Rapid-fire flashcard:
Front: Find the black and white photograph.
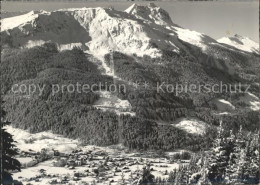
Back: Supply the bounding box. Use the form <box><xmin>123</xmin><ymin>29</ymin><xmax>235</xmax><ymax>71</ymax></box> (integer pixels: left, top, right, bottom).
<box><xmin>0</xmin><ymin>0</ymin><xmax>259</xmax><ymax>184</ymax></box>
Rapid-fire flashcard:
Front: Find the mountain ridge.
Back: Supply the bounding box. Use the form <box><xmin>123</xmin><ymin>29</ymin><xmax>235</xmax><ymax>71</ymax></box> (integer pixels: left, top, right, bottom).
<box><xmin>2</xmin><ymin>4</ymin><xmax>259</xmax><ymax>82</ymax></box>
<box><xmin>218</xmin><ymin>34</ymin><xmax>259</xmax><ymax>54</ymax></box>
<box><xmin>3</xmin><ymin>4</ymin><xmax>258</xmax><ymax>57</ymax></box>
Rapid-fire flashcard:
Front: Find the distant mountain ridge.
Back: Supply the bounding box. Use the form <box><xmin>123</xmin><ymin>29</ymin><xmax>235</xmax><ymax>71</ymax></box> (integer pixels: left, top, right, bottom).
<box><xmin>218</xmin><ymin>34</ymin><xmax>259</xmax><ymax>54</ymax></box>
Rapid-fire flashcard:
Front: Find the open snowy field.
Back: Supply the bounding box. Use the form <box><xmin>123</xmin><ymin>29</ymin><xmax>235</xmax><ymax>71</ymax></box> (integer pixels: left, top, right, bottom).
<box><xmin>5</xmin><ymin>126</ymin><xmax>79</xmax><ymax>153</ymax></box>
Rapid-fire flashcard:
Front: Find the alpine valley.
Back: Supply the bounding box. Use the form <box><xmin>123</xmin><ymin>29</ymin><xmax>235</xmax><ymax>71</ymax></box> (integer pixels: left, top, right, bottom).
<box><xmin>1</xmin><ymin>3</ymin><xmax>260</xmax><ymax>185</ymax></box>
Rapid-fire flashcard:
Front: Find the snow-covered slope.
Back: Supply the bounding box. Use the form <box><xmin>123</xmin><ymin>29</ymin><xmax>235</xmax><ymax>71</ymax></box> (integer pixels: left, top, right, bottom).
<box><xmin>125</xmin><ymin>3</ymin><xmax>173</xmax><ymax>26</ymax></box>
<box><xmin>0</xmin><ymin>4</ymin><xmax>219</xmax><ymax>59</ymax></box>
<box><xmin>172</xmin><ymin>26</ymin><xmax>215</xmax><ymax>51</ymax></box>
<box><xmin>1</xmin><ymin>11</ymin><xmax>41</xmax><ymax>31</ymax></box>
<box><xmin>172</xmin><ymin>118</ymin><xmax>207</xmax><ymax>135</ymax></box>
<box><xmin>238</xmin><ymin>92</ymin><xmax>260</xmax><ymax>111</ymax></box>
<box><xmin>213</xmin><ymin>99</ymin><xmax>236</xmax><ymax>112</ymax></box>
<box><xmin>4</xmin><ymin>126</ymin><xmax>79</xmax><ymax>153</ymax></box>
<box><xmin>125</xmin><ymin>3</ymin><xmax>217</xmax><ymax>51</ymax></box>
<box><xmin>1</xmin><ymin>6</ymin><xmax>164</xmax><ymax>58</ymax></box>
<box><xmin>218</xmin><ymin>34</ymin><xmax>259</xmax><ymax>54</ymax></box>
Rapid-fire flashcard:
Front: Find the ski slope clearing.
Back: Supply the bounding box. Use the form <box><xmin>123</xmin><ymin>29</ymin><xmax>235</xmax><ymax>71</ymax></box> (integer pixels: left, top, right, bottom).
<box><xmin>93</xmin><ymin>91</ymin><xmax>136</xmax><ymax>116</ymax></box>
<box><xmin>172</xmin><ymin>118</ymin><xmax>207</xmax><ymax>135</ymax></box>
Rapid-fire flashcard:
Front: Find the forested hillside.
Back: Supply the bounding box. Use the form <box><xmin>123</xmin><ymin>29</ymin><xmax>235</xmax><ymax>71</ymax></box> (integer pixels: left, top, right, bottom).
<box><xmin>1</xmin><ymin>43</ymin><xmax>259</xmax><ymax>153</ymax></box>
<box><xmin>1</xmin><ymin>44</ymin><xmax>214</xmax><ymax>152</ymax></box>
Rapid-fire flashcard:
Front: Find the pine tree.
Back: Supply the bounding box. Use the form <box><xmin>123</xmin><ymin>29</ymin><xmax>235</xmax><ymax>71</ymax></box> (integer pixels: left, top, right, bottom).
<box><xmin>168</xmin><ymin>170</ymin><xmax>176</xmax><ymax>184</ymax></box>
<box><xmin>140</xmin><ymin>165</ymin><xmax>154</xmax><ymax>184</ymax></box>
<box><xmin>245</xmin><ymin>131</ymin><xmax>260</xmax><ymax>184</ymax></box>
<box><xmin>190</xmin><ymin>125</ymin><xmax>260</xmax><ymax>185</ymax></box>
<box><xmin>156</xmin><ymin>176</ymin><xmax>162</xmax><ymax>184</ymax></box>
<box><xmin>1</xmin><ymin>100</ymin><xmax>21</xmax><ymax>184</ymax></box>
<box><xmin>224</xmin><ymin>127</ymin><xmax>259</xmax><ymax>184</ymax></box>
<box><xmin>188</xmin><ymin>152</ymin><xmax>203</xmax><ymax>184</ymax></box>
<box><xmin>197</xmin><ymin>156</ymin><xmax>211</xmax><ymax>185</ymax></box>
<box><xmin>192</xmin><ymin>153</ymin><xmax>202</xmax><ymax>172</ymax></box>
<box><xmin>232</xmin><ymin>148</ymin><xmax>247</xmax><ymax>185</ymax></box>
<box><xmin>207</xmin><ymin>121</ymin><xmax>230</xmax><ymax>184</ymax></box>
<box><xmin>224</xmin><ymin>129</ymin><xmax>239</xmax><ymax>184</ymax></box>
<box><xmin>174</xmin><ymin>165</ymin><xmax>187</xmax><ymax>185</ymax></box>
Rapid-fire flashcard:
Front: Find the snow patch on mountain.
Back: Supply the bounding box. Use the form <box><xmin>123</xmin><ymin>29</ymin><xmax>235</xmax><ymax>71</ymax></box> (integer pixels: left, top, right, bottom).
<box><xmin>218</xmin><ymin>99</ymin><xmax>235</xmax><ymax>107</ymax></box>
<box><xmin>172</xmin><ymin>26</ymin><xmax>218</xmax><ymax>51</ymax></box>
<box><xmin>173</xmin><ymin>27</ymin><xmax>207</xmax><ymax>50</ymax></box>
<box><xmin>58</xmin><ymin>43</ymin><xmax>85</xmax><ymax>51</ymax></box>
<box><xmin>24</xmin><ymin>40</ymin><xmax>87</xmax><ymax>51</ymax></box>
<box><xmin>1</xmin><ymin>11</ymin><xmax>39</xmax><ymax>31</ymax></box>
<box><xmin>172</xmin><ymin>118</ymin><xmax>207</xmax><ymax>135</ymax></box>
<box><xmin>218</xmin><ymin>34</ymin><xmax>259</xmax><ymax>54</ymax></box>
<box><xmin>214</xmin><ymin>112</ymin><xmax>230</xmax><ymax>115</ymax></box>
<box><xmin>214</xmin><ymin>99</ymin><xmax>236</xmax><ymax>112</ymax></box>
<box><xmin>24</xmin><ymin>40</ymin><xmax>46</xmax><ymax>48</ymax></box>
<box><xmin>93</xmin><ymin>91</ymin><xmax>135</xmax><ymax>116</ymax></box>
<box><xmin>168</xmin><ymin>40</ymin><xmax>180</xmax><ymax>53</ymax></box>
<box><xmin>238</xmin><ymin>92</ymin><xmax>260</xmax><ymax>111</ymax></box>
<box><xmin>249</xmin><ymin>101</ymin><xmax>260</xmax><ymax>111</ymax></box>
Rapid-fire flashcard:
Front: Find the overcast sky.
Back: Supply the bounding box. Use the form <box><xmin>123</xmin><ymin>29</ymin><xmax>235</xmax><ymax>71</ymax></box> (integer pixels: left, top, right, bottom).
<box><xmin>2</xmin><ymin>1</ymin><xmax>259</xmax><ymax>42</ymax></box>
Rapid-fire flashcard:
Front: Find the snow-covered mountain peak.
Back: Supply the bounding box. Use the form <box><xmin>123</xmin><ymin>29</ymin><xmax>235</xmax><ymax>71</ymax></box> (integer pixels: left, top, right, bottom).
<box><xmin>218</xmin><ymin>34</ymin><xmax>259</xmax><ymax>54</ymax></box>
<box><xmin>125</xmin><ymin>3</ymin><xmax>173</xmax><ymax>26</ymax></box>
<box><xmin>1</xmin><ymin>6</ymin><xmax>174</xmax><ymax>58</ymax></box>
<box><xmin>1</xmin><ymin>5</ymin><xmax>258</xmax><ymax>64</ymax></box>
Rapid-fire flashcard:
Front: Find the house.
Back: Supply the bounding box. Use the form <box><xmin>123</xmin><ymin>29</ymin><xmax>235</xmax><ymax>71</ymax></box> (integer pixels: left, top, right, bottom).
<box><xmin>53</xmin><ymin>149</ymin><xmax>60</xmax><ymax>156</ymax></box>
<box><xmin>75</xmin><ymin>160</ymin><xmax>82</xmax><ymax>166</ymax></box>
<box><xmin>21</xmin><ymin>159</ymin><xmax>38</xmax><ymax>168</ymax></box>
<box><xmin>80</xmin><ymin>156</ymin><xmax>87</xmax><ymax>164</ymax></box>
<box><xmin>53</xmin><ymin>157</ymin><xmax>67</xmax><ymax>167</ymax></box>
<box><xmin>67</xmin><ymin>159</ymin><xmax>76</xmax><ymax>167</ymax></box>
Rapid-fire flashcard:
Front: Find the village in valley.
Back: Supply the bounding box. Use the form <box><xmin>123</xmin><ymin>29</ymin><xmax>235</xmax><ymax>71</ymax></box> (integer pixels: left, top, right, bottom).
<box><xmin>8</xmin><ymin>126</ymin><xmax>189</xmax><ymax>185</ymax></box>
<box><xmin>14</xmin><ymin>144</ymin><xmax>189</xmax><ymax>185</ymax></box>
